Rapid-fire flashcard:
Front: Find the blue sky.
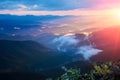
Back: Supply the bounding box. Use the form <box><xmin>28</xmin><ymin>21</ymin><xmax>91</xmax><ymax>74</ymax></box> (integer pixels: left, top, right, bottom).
<box><xmin>0</xmin><ymin>0</ymin><xmax>90</xmax><ymax>10</ymax></box>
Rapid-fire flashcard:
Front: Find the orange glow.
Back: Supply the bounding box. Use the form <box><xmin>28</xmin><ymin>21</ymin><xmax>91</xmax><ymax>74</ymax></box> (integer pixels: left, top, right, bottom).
<box><xmin>64</xmin><ymin>33</ymin><xmax>75</xmax><ymax>36</ymax></box>
<box><xmin>82</xmin><ymin>32</ymin><xmax>91</xmax><ymax>36</ymax></box>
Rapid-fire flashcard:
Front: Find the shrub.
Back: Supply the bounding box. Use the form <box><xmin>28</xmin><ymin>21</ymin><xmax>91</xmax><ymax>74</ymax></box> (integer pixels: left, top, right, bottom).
<box><xmin>56</xmin><ymin>61</ymin><xmax>120</xmax><ymax>80</ymax></box>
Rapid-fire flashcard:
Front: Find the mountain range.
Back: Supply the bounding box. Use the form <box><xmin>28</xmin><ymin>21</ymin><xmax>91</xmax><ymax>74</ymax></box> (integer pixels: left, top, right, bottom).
<box><xmin>0</xmin><ymin>27</ymin><xmax>120</xmax><ymax>79</ymax></box>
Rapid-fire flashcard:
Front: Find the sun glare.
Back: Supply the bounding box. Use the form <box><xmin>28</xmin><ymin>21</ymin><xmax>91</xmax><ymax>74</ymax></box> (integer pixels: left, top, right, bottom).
<box><xmin>112</xmin><ymin>9</ymin><xmax>120</xmax><ymax>18</ymax></box>
<box><xmin>106</xmin><ymin>8</ymin><xmax>120</xmax><ymax>27</ymax></box>
<box><xmin>115</xmin><ymin>10</ymin><xmax>120</xmax><ymax>18</ymax></box>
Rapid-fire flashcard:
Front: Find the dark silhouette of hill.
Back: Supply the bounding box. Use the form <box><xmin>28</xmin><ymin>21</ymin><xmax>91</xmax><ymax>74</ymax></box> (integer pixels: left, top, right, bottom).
<box><xmin>0</xmin><ymin>40</ymin><xmax>72</xmax><ymax>79</ymax></box>
<box><xmin>0</xmin><ymin>72</ymin><xmax>46</xmax><ymax>80</ymax></box>
<box><xmin>90</xmin><ymin>27</ymin><xmax>120</xmax><ymax>62</ymax></box>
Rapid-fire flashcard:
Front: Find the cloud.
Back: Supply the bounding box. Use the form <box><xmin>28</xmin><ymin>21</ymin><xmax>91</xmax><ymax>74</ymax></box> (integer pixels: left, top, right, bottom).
<box><xmin>16</xmin><ymin>4</ymin><xmax>39</xmax><ymax>10</ymax></box>
<box><xmin>0</xmin><ymin>8</ymin><xmax>118</xmax><ymax>16</ymax></box>
<box><xmin>51</xmin><ymin>34</ymin><xmax>102</xmax><ymax>60</ymax></box>
<box><xmin>17</xmin><ymin>4</ymin><xmax>28</xmax><ymax>10</ymax></box>
<box><xmin>76</xmin><ymin>45</ymin><xmax>102</xmax><ymax>60</ymax></box>
<box><xmin>0</xmin><ymin>9</ymin><xmax>92</xmax><ymax>16</ymax></box>
<box><xmin>52</xmin><ymin>34</ymin><xmax>79</xmax><ymax>52</ymax></box>
<box><xmin>33</xmin><ymin>4</ymin><xmax>38</xmax><ymax>8</ymax></box>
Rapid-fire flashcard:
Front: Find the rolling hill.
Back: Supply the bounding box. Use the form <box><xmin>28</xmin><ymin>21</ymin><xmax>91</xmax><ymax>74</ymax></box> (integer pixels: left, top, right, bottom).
<box><xmin>0</xmin><ymin>40</ymin><xmax>72</xmax><ymax>72</ymax></box>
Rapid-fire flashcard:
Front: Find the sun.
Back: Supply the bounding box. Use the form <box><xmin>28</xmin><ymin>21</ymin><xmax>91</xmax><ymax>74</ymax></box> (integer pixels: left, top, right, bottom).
<box><xmin>108</xmin><ymin>8</ymin><xmax>120</xmax><ymax>25</ymax></box>
<box><xmin>112</xmin><ymin>9</ymin><xmax>120</xmax><ymax>18</ymax></box>
<box><xmin>117</xmin><ymin>12</ymin><xmax>120</xmax><ymax>18</ymax></box>
<box><xmin>115</xmin><ymin>10</ymin><xmax>120</xmax><ymax>17</ymax></box>
<box><xmin>112</xmin><ymin>9</ymin><xmax>120</xmax><ymax>27</ymax></box>
<box><xmin>99</xmin><ymin>8</ymin><xmax>120</xmax><ymax>27</ymax></box>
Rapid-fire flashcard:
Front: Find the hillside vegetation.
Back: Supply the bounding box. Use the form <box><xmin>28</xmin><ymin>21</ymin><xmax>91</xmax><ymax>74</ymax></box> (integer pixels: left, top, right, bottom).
<box><xmin>56</xmin><ymin>61</ymin><xmax>120</xmax><ymax>80</ymax></box>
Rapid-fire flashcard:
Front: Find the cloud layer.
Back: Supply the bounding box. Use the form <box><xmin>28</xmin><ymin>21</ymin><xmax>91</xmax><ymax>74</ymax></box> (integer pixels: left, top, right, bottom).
<box><xmin>76</xmin><ymin>45</ymin><xmax>102</xmax><ymax>60</ymax></box>
<box><xmin>52</xmin><ymin>34</ymin><xmax>79</xmax><ymax>52</ymax></box>
<box><xmin>52</xmin><ymin>34</ymin><xmax>102</xmax><ymax>60</ymax></box>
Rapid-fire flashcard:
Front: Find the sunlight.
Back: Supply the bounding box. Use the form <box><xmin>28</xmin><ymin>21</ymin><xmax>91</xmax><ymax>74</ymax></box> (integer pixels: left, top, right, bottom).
<box><xmin>111</xmin><ymin>8</ymin><xmax>120</xmax><ymax>18</ymax></box>
<box><xmin>105</xmin><ymin>8</ymin><xmax>120</xmax><ymax>27</ymax></box>
<box><xmin>117</xmin><ymin>11</ymin><xmax>120</xmax><ymax>17</ymax></box>
<box><xmin>114</xmin><ymin>9</ymin><xmax>120</xmax><ymax>18</ymax></box>
<box><xmin>82</xmin><ymin>32</ymin><xmax>91</xmax><ymax>36</ymax></box>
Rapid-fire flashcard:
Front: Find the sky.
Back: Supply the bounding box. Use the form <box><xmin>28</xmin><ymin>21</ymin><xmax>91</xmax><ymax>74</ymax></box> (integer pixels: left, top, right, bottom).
<box><xmin>0</xmin><ymin>0</ymin><xmax>90</xmax><ymax>11</ymax></box>
<box><xmin>0</xmin><ymin>0</ymin><xmax>120</xmax><ymax>16</ymax></box>
<box><xmin>0</xmin><ymin>0</ymin><xmax>120</xmax><ymax>36</ymax></box>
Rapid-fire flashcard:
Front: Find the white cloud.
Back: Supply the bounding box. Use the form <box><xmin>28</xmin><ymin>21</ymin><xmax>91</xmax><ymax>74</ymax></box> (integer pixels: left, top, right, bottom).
<box><xmin>52</xmin><ymin>35</ymin><xmax>79</xmax><ymax>52</ymax></box>
<box><xmin>51</xmin><ymin>34</ymin><xmax>102</xmax><ymax>60</ymax></box>
<box><xmin>0</xmin><ymin>8</ymin><xmax>117</xmax><ymax>16</ymax></box>
<box><xmin>33</xmin><ymin>4</ymin><xmax>38</xmax><ymax>8</ymax></box>
<box><xmin>76</xmin><ymin>45</ymin><xmax>102</xmax><ymax>60</ymax></box>
<box><xmin>17</xmin><ymin>4</ymin><xmax>28</xmax><ymax>10</ymax></box>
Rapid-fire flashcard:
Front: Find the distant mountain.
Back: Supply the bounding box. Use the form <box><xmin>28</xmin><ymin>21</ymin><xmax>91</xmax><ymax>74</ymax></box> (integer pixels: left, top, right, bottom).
<box><xmin>0</xmin><ymin>14</ymin><xmax>66</xmax><ymax>21</ymax></box>
<box><xmin>0</xmin><ymin>14</ymin><xmax>68</xmax><ymax>34</ymax></box>
<box><xmin>0</xmin><ymin>40</ymin><xmax>71</xmax><ymax>73</ymax></box>
<box><xmin>0</xmin><ymin>33</ymin><xmax>60</xmax><ymax>49</ymax></box>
